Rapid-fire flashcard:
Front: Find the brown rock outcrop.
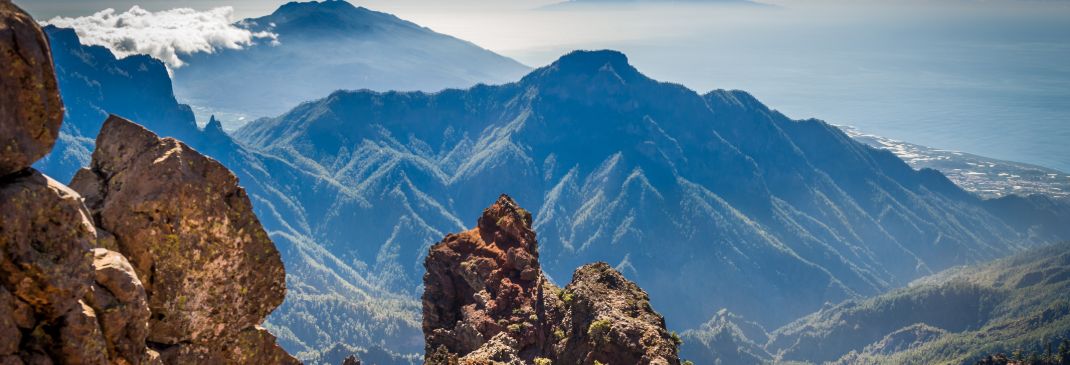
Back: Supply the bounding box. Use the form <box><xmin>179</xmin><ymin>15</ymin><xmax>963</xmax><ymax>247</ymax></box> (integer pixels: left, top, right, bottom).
<box><xmin>86</xmin><ymin>248</ymin><xmax>153</xmax><ymax>364</ymax></box>
<box><xmin>423</xmin><ymin>194</ymin><xmax>547</xmax><ymax>359</ymax></box>
<box><xmin>0</xmin><ymin>0</ymin><xmax>64</xmax><ymax>177</ymax></box>
<box><xmin>70</xmin><ymin>115</ymin><xmax>294</xmax><ymax>363</ymax></box>
<box><xmin>423</xmin><ymin>194</ymin><xmax>680</xmax><ymax>365</ymax></box>
<box><xmin>1</xmin><ymin>4</ymin><xmax>296</xmax><ymax>363</ymax></box>
<box><xmin>556</xmin><ymin>263</ymin><xmax>681</xmax><ymax>365</ymax></box>
<box><xmin>0</xmin><ymin>188</ymin><xmax>154</xmax><ymax>364</ymax></box>
<box><xmin>0</xmin><ymin>170</ymin><xmax>96</xmax><ymax>320</ymax></box>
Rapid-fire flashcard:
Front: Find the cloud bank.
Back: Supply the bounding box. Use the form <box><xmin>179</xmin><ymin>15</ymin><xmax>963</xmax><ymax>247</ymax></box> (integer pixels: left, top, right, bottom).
<box><xmin>44</xmin><ymin>6</ymin><xmax>276</xmax><ymax>69</ymax></box>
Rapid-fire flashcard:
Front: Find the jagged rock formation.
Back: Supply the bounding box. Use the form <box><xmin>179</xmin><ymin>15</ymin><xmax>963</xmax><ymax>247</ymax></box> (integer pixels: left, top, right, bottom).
<box><xmin>0</xmin><ymin>3</ymin><xmax>297</xmax><ymax>363</ymax></box>
<box><xmin>423</xmin><ymin>195</ymin><xmax>680</xmax><ymax>365</ymax></box>
<box><xmin>35</xmin><ymin>25</ymin><xmax>202</xmax><ymax>183</ymax></box>
<box><xmin>0</xmin><ymin>1</ymin><xmax>63</xmax><ymax>176</ymax></box>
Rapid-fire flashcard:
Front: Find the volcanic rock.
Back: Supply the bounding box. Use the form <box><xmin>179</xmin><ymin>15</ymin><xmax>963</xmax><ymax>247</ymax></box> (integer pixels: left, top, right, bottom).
<box><xmin>422</xmin><ymin>194</ymin><xmax>549</xmax><ymax>360</ymax></box>
<box><xmin>85</xmin><ymin>248</ymin><xmax>153</xmax><ymax>364</ymax></box>
<box><xmin>0</xmin><ymin>170</ymin><xmax>96</xmax><ymax>320</ymax></box>
<box><xmin>0</xmin><ymin>1</ymin><xmax>64</xmax><ymax>176</ymax></box>
<box><xmin>556</xmin><ymin>262</ymin><xmax>681</xmax><ymax>365</ymax></box>
<box><xmin>70</xmin><ymin>115</ymin><xmax>293</xmax><ymax>363</ymax></box>
<box><xmin>422</xmin><ymin>194</ymin><xmax>680</xmax><ymax>365</ymax></box>
<box><xmin>0</xmin><ymin>168</ymin><xmax>152</xmax><ymax>364</ymax></box>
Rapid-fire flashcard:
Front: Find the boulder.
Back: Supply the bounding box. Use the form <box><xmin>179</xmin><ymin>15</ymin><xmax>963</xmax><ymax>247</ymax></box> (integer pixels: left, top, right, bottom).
<box><xmin>0</xmin><ymin>1</ymin><xmax>64</xmax><ymax>176</ymax></box>
<box><xmin>71</xmin><ymin>115</ymin><xmax>292</xmax><ymax>362</ymax></box>
<box><xmin>0</xmin><ymin>170</ymin><xmax>96</xmax><ymax>320</ymax></box>
<box><xmin>56</xmin><ymin>300</ymin><xmax>109</xmax><ymax>365</ymax></box>
<box><xmin>0</xmin><ymin>170</ymin><xmax>124</xmax><ymax>365</ymax></box>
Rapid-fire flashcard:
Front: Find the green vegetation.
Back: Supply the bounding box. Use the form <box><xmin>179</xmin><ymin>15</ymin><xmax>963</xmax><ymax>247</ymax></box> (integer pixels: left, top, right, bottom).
<box><xmin>589</xmin><ymin>319</ymin><xmax>612</xmax><ymax>343</ymax></box>
<box><xmin>670</xmin><ymin>331</ymin><xmax>683</xmax><ymax>347</ymax></box>
<box><xmin>768</xmin><ymin>243</ymin><xmax>1070</xmax><ymax>365</ymax></box>
<box><xmin>972</xmin><ymin>338</ymin><xmax>1070</xmax><ymax>364</ymax></box>
<box><xmin>558</xmin><ymin>289</ymin><xmax>574</xmax><ymax>304</ymax></box>
<box><xmin>554</xmin><ymin>328</ymin><xmax>566</xmax><ymax>341</ymax></box>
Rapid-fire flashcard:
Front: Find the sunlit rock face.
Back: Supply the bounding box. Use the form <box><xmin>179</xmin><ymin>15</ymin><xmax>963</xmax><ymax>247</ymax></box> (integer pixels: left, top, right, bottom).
<box><xmin>71</xmin><ymin>115</ymin><xmax>295</xmax><ymax>364</ymax></box>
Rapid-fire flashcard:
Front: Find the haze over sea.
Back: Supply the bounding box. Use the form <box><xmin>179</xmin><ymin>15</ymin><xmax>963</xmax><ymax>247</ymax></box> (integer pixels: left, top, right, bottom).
<box><xmin>23</xmin><ymin>0</ymin><xmax>1070</xmax><ymax>172</ymax></box>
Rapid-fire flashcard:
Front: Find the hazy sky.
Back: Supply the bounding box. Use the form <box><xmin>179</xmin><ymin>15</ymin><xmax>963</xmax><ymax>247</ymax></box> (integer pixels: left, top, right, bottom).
<box><xmin>14</xmin><ymin>0</ymin><xmax>1070</xmax><ymax>171</ymax></box>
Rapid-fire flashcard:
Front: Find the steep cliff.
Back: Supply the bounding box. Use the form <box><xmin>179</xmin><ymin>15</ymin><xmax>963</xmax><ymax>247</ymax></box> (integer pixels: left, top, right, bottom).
<box><xmin>423</xmin><ymin>195</ymin><xmax>680</xmax><ymax>365</ymax></box>
<box><xmin>0</xmin><ymin>3</ymin><xmax>297</xmax><ymax>363</ymax></box>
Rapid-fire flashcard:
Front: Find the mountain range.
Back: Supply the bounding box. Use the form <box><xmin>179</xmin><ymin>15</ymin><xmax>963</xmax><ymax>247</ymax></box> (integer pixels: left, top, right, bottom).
<box><xmin>235</xmin><ymin>47</ymin><xmax>1067</xmax><ymax>331</ymax></box>
<box><xmin>172</xmin><ymin>0</ymin><xmax>530</xmax><ymax>127</ymax></box>
<box><xmin>33</xmin><ymin>3</ymin><xmax>1070</xmax><ymax>364</ymax></box>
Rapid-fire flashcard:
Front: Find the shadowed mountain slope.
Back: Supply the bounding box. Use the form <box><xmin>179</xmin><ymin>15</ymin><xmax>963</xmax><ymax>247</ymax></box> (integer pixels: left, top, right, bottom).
<box><xmin>172</xmin><ymin>0</ymin><xmax>530</xmax><ymax>124</ymax></box>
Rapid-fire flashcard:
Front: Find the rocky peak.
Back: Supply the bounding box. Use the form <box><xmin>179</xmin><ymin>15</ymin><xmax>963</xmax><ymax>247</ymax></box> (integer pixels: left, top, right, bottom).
<box><xmin>206</xmin><ymin>114</ymin><xmax>223</xmax><ymax>131</ymax></box>
<box><xmin>422</xmin><ymin>194</ymin><xmax>547</xmax><ymax>360</ymax></box>
<box><xmin>256</xmin><ymin>0</ymin><xmax>414</xmax><ymax>37</ymax></box>
<box><xmin>476</xmin><ymin>194</ymin><xmax>537</xmax><ymax>256</ymax></box>
<box><xmin>522</xmin><ymin>50</ymin><xmax>647</xmax><ymax>90</ymax></box>
<box><xmin>423</xmin><ymin>195</ymin><xmax>680</xmax><ymax>364</ymax></box>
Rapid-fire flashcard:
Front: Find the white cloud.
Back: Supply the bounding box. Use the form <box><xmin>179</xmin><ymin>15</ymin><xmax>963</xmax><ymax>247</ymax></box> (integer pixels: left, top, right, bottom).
<box><xmin>44</xmin><ymin>6</ymin><xmax>276</xmax><ymax>69</ymax></box>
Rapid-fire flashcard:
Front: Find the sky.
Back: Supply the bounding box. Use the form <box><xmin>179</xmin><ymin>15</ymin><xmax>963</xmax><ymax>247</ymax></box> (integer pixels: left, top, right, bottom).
<box><xmin>14</xmin><ymin>0</ymin><xmax>1070</xmax><ymax>171</ymax></box>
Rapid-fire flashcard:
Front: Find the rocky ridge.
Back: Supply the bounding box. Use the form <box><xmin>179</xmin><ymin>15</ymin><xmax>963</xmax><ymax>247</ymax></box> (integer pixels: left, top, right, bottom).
<box><xmin>423</xmin><ymin>194</ymin><xmax>680</xmax><ymax>365</ymax></box>
<box><xmin>0</xmin><ymin>2</ymin><xmax>296</xmax><ymax>364</ymax></box>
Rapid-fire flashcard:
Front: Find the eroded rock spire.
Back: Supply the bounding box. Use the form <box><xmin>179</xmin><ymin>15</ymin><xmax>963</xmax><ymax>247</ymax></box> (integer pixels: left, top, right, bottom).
<box><xmin>423</xmin><ymin>194</ymin><xmax>681</xmax><ymax>365</ymax></box>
